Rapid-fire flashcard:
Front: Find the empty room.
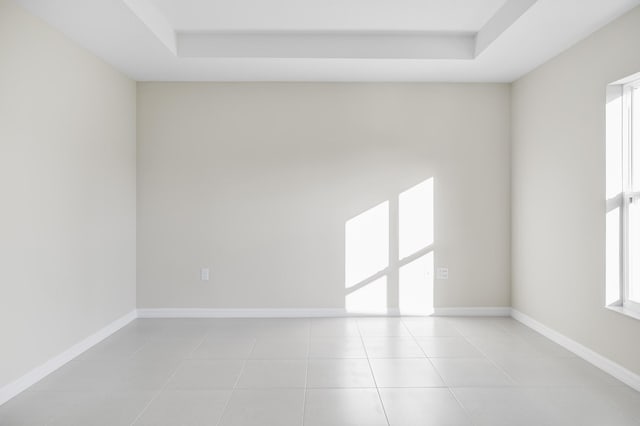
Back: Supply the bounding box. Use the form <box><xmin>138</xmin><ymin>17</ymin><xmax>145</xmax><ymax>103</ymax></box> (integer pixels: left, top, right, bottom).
<box><xmin>2</xmin><ymin>0</ymin><xmax>640</xmax><ymax>424</ymax></box>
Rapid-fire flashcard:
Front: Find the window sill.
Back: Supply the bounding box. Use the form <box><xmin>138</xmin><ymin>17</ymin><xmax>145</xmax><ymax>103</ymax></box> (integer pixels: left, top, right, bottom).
<box><xmin>606</xmin><ymin>304</ymin><xmax>640</xmax><ymax>321</ymax></box>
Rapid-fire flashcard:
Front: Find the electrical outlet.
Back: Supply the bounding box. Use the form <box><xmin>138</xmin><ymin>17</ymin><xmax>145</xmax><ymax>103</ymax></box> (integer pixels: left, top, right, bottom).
<box><xmin>200</xmin><ymin>268</ymin><xmax>210</xmax><ymax>281</ymax></box>
<box><xmin>436</xmin><ymin>267</ymin><xmax>449</xmax><ymax>280</ymax></box>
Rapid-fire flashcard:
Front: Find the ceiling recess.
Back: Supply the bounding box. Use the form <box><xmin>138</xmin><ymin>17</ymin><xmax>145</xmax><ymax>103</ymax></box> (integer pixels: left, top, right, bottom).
<box><xmin>123</xmin><ymin>0</ymin><xmax>537</xmax><ymax>60</ymax></box>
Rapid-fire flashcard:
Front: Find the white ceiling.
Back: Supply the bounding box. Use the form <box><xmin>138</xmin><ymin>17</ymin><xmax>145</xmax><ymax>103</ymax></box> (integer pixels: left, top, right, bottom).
<box><xmin>13</xmin><ymin>0</ymin><xmax>640</xmax><ymax>82</ymax></box>
<box><xmin>152</xmin><ymin>0</ymin><xmax>507</xmax><ymax>32</ymax></box>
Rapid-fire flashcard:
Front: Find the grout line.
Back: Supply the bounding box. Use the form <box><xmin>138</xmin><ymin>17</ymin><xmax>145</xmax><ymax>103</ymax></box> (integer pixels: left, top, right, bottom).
<box><xmin>356</xmin><ymin>318</ymin><xmax>392</xmax><ymax>426</ymax></box>
<box><xmin>438</xmin><ymin>317</ymin><xmax>536</xmax><ymax>423</ymax></box>
<box><xmin>402</xmin><ymin>317</ymin><xmax>449</xmax><ymax>384</ymax></box>
<box><xmin>401</xmin><ymin>316</ymin><xmax>476</xmax><ymax>424</ymax></box>
<box><xmin>185</xmin><ymin>333</ymin><xmax>207</xmax><ymax>359</ymax></box>
<box><xmin>213</xmin><ymin>333</ymin><xmax>259</xmax><ymax>426</ymax></box>
<box><xmin>452</xmin><ymin>319</ymin><xmax>523</xmax><ymax>387</ymax></box>
<box><xmin>301</xmin><ymin>323</ymin><xmax>310</xmax><ymax>426</ymax></box>
<box><xmin>128</xmin><ymin>330</ymin><xmax>207</xmax><ymax>426</ymax></box>
<box><xmin>39</xmin><ymin>316</ymin><xmax>596</xmax><ymax>426</ymax></box>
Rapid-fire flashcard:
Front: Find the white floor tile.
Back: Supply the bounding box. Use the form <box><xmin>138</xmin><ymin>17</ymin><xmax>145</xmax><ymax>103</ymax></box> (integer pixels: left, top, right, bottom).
<box><xmin>32</xmin><ymin>360</ymin><xmax>123</xmax><ymax>392</ymax></box>
<box><xmin>307</xmin><ymin>359</ymin><xmax>375</xmax><ymax>388</ymax></box>
<box><xmin>521</xmin><ymin>335</ymin><xmax>576</xmax><ymax>357</ymax></box>
<box><xmin>218</xmin><ymin>389</ymin><xmax>305</xmax><ymax>426</ymax></box>
<box><xmin>205</xmin><ymin>319</ymin><xmax>263</xmax><ymax>338</ymax></box>
<box><xmin>257</xmin><ymin>319</ymin><xmax>310</xmax><ymax>340</ymax></box>
<box><xmin>4</xmin><ymin>317</ymin><xmax>640</xmax><ymax>426</ymax></box>
<box><xmin>236</xmin><ymin>360</ymin><xmax>307</xmax><ymax>388</ymax></box>
<box><xmin>304</xmin><ymin>388</ymin><xmax>388</xmax><ymax>426</ymax></box>
<box><xmin>167</xmin><ymin>359</ymin><xmax>244</xmax><ymax>389</ymax></box>
<box><xmin>494</xmin><ymin>356</ymin><xmax>624</xmax><ymax>387</ymax></box>
<box><xmin>133</xmin><ymin>389</ymin><xmax>231</xmax><ymax>426</ymax></box>
<box><xmin>189</xmin><ymin>337</ymin><xmax>256</xmax><ymax>359</ymax></box>
<box><xmin>125</xmin><ymin>319</ymin><xmax>208</xmax><ymax>341</ymax></box>
<box><xmin>402</xmin><ymin>318</ymin><xmax>461</xmax><ymax>337</ymax></box>
<box><xmin>113</xmin><ymin>358</ymin><xmax>183</xmax><ymax>390</ymax></box>
<box><xmin>310</xmin><ymin>318</ymin><xmax>361</xmax><ymax>337</ymax></box>
<box><xmin>47</xmin><ymin>391</ymin><xmax>155</xmax><ymax>426</ymax></box>
<box><xmin>358</xmin><ymin>318</ymin><xmax>411</xmax><ymax>336</ymax></box>
<box><xmin>131</xmin><ymin>338</ymin><xmax>203</xmax><ymax>362</ymax></box>
<box><xmin>540</xmin><ymin>386</ymin><xmax>640</xmax><ymax>426</ymax></box>
<box><xmin>602</xmin><ymin>385</ymin><xmax>640</xmax><ymax>421</ymax></box>
<box><xmin>370</xmin><ymin>358</ymin><xmax>445</xmax><ymax>387</ymax></box>
<box><xmin>447</xmin><ymin>318</ymin><xmax>515</xmax><ymax>339</ymax></box>
<box><xmin>363</xmin><ymin>337</ymin><xmax>426</xmax><ymax>358</ymax></box>
<box><xmin>77</xmin><ymin>333</ymin><xmax>147</xmax><ymax>361</ymax></box>
<box><xmin>466</xmin><ymin>334</ymin><xmax>547</xmax><ymax>360</ymax></box>
<box><xmin>249</xmin><ymin>337</ymin><xmax>309</xmax><ymax>359</ymax></box>
<box><xmin>33</xmin><ymin>359</ymin><xmax>178</xmax><ymax>392</ymax></box>
<box><xmin>453</xmin><ymin>387</ymin><xmax>557</xmax><ymax>426</ymax></box>
<box><xmin>430</xmin><ymin>358</ymin><xmax>514</xmax><ymax>387</ymax></box>
<box><xmin>416</xmin><ymin>337</ymin><xmax>485</xmax><ymax>358</ymax></box>
<box><xmin>0</xmin><ymin>391</ymin><xmax>77</xmax><ymax>425</ymax></box>
<box><xmin>308</xmin><ymin>337</ymin><xmax>367</xmax><ymax>358</ymax></box>
<box><xmin>380</xmin><ymin>388</ymin><xmax>472</xmax><ymax>426</ymax></box>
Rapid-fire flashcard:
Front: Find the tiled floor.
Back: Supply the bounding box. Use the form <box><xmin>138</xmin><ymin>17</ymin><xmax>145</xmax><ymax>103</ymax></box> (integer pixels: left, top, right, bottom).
<box><xmin>1</xmin><ymin>316</ymin><xmax>640</xmax><ymax>425</ymax></box>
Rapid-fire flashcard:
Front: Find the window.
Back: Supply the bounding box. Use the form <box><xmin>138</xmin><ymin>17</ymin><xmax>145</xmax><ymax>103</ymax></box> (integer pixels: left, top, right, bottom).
<box><xmin>623</xmin><ymin>80</ymin><xmax>640</xmax><ymax>310</ymax></box>
<box><xmin>606</xmin><ymin>74</ymin><xmax>640</xmax><ymax>318</ymax></box>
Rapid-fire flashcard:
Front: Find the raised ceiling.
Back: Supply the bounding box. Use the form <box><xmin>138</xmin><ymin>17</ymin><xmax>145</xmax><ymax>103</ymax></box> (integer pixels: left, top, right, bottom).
<box><xmin>13</xmin><ymin>0</ymin><xmax>640</xmax><ymax>81</ymax></box>
<box><xmin>151</xmin><ymin>0</ymin><xmax>507</xmax><ymax>32</ymax></box>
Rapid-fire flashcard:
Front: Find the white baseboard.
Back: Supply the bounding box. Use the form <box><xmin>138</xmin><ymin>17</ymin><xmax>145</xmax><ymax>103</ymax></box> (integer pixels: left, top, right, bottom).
<box><xmin>137</xmin><ymin>307</ymin><xmax>512</xmax><ymax>318</ymax></box>
<box><xmin>136</xmin><ymin>308</ymin><xmax>348</xmax><ymax>318</ymax></box>
<box><xmin>0</xmin><ymin>310</ymin><xmax>137</xmax><ymax>406</ymax></box>
<box><xmin>511</xmin><ymin>309</ymin><xmax>640</xmax><ymax>393</ymax></box>
<box><xmin>433</xmin><ymin>307</ymin><xmax>512</xmax><ymax>316</ymax></box>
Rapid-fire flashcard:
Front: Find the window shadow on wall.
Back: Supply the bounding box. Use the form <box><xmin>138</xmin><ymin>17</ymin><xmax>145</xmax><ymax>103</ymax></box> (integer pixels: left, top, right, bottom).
<box><xmin>345</xmin><ymin>178</ymin><xmax>434</xmax><ymax>315</ymax></box>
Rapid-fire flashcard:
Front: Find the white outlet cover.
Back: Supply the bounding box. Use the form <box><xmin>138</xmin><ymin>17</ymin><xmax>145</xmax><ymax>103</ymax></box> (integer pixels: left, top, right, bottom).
<box><xmin>200</xmin><ymin>268</ymin><xmax>210</xmax><ymax>281</ymax></box>
<box><xmin>436</xmin><ymin>267</ymin><xmax>449</xmax><ymax>280</ymax></box>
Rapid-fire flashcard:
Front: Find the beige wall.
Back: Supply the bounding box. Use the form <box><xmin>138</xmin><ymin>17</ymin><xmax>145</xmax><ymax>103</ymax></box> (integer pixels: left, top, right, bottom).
<box><xmin>0</xmin><ymin>0</ymin><xmax>137</xmax><ymax>388</ymax></box>
<box><xmin>512</xmin><ymin>6</ymin><xmax>640</xmax><ymax>374</ymax></box>
<box><xmin>137</xmin><ymin>82</ymin><xmax>511</xmax><ymax>311</ymax></box>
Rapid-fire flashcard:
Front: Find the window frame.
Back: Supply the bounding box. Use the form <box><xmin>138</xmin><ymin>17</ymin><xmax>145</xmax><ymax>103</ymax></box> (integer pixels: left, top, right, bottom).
<box><xmin>620</xmin><ymin>79</ymin><xmax>640</xmax><ymax>315</ymax></box>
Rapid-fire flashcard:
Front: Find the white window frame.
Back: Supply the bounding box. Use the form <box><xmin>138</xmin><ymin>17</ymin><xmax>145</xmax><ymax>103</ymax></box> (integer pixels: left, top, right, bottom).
<box><xmin>620</xmin><ymin>78</ymin><xmax>640</xmax><ymax>315</ymax></box>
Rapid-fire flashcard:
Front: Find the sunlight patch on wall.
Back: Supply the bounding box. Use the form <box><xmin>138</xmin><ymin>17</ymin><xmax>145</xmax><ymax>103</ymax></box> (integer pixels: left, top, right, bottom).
<box><xmin>344</xmin><ymin>178</ymin><xmax>434</xmax><ymax>315</ymax></box>
<box><xmin>345</xmin><ymin>201</ymin><xmax>389</xmax><ymax>289</ymax></box>
<box><xmin>399</xmin><ymin>252</ymin><xmax>434</xmax><ymax>315</ymax></box>
<box><xmin>399</xmin><ymin>179</ymin><xmax>434</xmax><ymax>259</ymax></box>
<box><xmin>345</xmin><ymin>276</ymin><xmax>388</xmax><ymax>314</ymax></box>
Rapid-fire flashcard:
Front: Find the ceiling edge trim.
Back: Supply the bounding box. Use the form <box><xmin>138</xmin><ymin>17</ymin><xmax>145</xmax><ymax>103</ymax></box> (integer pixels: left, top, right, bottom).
<box><xmin>123</xmin><ymin>0</ymin><xmax>177</xmax><ymax>54</ymax></box>
<box><xmin>475</xmin><ymin>0</ymin><xmax>538</xmax><ymax>56</ymax></box>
